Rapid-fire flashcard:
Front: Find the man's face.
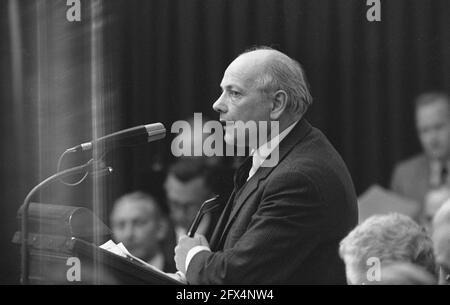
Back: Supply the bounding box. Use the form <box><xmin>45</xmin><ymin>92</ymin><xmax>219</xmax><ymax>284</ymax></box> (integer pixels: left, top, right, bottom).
<box><xmin>416</xmin><ymin>100</ymin><xmax>450</xmax><ymax>161</ymax></box>
<box><xmin>165</xmin><ymin>174</ymin><xmax>213</xmax><ymax>230</ymax></box>
<box><xmin>433</xmin><ymin>225</ymin><xmax>450</xmax><ymax>284</ymax></box>
<box><xmin>213</xmin><ymin>52</ymin><xmax>273</xmax><ymax>148</ymax></box>
<box><xmin>111</xmin><ymin>199</ymin><xmax>163</xmax><ymax>260</ymax></box>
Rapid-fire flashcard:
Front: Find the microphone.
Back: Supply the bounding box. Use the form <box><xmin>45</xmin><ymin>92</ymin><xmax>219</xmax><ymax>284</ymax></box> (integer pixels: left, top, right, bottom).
<box><xmin>187</xmin><ymin>195</ymin><xmax>222</xmax><ymax>238</ymax></box>
<box><xmin>66</xmin><ymin>123</ymin><xmax>166</xmax><ymax>153</ymax></box>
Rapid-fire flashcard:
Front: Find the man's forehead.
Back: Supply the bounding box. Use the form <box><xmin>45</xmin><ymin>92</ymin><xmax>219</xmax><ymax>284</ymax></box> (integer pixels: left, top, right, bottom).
<box><xmin>417</xmin><ymin>99</ymin><xmax>450</xmax><ymax>117</ymax></box>
<box><xmin>166</xmin><ymin>174</ymin><xmax>209</xmax><ymax>202</ymax></box>
<box><xmin>221</xmin><ymin>52</ymin><xmax>272</xmax><ymax>88</ymax></box>
<box><xmin>112</xmin><ymin>199</ymin><xmax>155</xmax><ymax>219</ymax></box>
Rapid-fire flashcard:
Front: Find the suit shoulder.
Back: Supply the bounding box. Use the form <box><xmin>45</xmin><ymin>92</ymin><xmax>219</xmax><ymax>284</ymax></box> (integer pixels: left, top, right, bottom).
<box><xmin>273</xmin><ymin>127</ymin><xmax>354</xmax><ymax>191</ymax></box>
<box><xmin>287</xmin><ymin>127</ymin><xmax>350</xmax><ymax>174</ymax></box>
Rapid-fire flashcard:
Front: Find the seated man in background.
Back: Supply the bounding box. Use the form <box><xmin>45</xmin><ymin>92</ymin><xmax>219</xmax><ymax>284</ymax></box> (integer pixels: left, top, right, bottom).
<box><xmin>391</xmin><ymin>92</ymin><xmax>450</xmax><ymax>225</ymax></box>
<box><xmin>110</xmin><ymin>191</ymin><xmax>177</xmax><ymax>273</ymax></box>
<box><xmin>164</xmin><ymin>158</ymin><xmax>229</xmax><ymax>240</ymax></box>
<box><xmin>339</xmin><ymin>213</ymin><xmax>436</xmax><ymax>285</ymax></box>
<box><xmin>432</xmin><ymin>200</ymin><xmax>450</xmax><ymax>284</ymax></box>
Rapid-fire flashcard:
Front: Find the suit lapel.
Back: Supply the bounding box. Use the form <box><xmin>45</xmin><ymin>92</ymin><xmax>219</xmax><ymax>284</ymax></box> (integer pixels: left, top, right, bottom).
<box><xmin>209</xmin><ymin>189</ymin><xmax>236</xmax><ymax>251</ymax></box>
<box><xmin>216</xmin><ymin>119</ymin><xmax>313</xmax><ymax>249</ymax></box>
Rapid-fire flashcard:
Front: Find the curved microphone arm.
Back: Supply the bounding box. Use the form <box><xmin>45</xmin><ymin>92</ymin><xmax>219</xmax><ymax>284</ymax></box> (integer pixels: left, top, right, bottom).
<box><xmin>19</xmin><ymin>159</ymin><xmax>111</xmax><ymax>284</ymax></box>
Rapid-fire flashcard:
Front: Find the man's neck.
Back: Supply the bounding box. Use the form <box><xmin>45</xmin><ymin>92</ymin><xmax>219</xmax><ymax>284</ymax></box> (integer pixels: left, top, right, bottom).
<box><xmin>253</xmin><ymin>116</ymin><xmax>301</xmax><ymax>150</ymax></box>
<box><xmin>147</xmin><ymin>251</ymin><xmax>165</xmax><ymax>270</ymax></box>
<box><xmin>142</xmin><ymin>247</ymin><xmax>162</xmax><ymax>263</ymax></box>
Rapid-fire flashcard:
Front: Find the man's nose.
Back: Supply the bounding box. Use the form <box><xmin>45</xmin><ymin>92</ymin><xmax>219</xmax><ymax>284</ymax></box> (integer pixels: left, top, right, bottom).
<box><xmin>213</xmin><ymin>92</ymin><xmax>227</xmax><ymax>113</ymax></box>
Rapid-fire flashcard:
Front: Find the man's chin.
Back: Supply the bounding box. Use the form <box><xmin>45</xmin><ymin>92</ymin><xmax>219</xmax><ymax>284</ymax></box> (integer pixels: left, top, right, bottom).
<box><xmin>224</xmin><ymin>130</ymin><xmax>250</xmax><ymax>148</ymax></box>
<box><xmin>224</xmin><ymin>133</ymin><xmax>235</xmax><ymax>146</ymax></box>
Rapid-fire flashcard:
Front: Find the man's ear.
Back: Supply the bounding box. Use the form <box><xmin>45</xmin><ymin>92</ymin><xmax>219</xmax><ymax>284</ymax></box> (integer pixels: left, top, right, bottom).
<box><xmin>270</xmin><ymin>90</ymin><xmax>288</xmax><ymax>120</ymax></box>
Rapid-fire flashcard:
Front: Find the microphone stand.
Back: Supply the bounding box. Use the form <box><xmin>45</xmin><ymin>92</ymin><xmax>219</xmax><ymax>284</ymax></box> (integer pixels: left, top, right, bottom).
<box><xmin>19</xmin><ymin>159</ymin><xmax>112</xmax><ymax>284</ymax></box>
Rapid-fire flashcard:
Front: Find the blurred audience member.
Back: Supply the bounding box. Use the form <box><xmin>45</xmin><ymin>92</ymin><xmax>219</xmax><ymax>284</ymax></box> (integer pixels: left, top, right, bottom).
<box><xmin>164</xmin><ymin>158</ymin><xmax>228</xmax><ymax>240</ymax></box>
<box><xmin>339</xmin><ymin>213</ymin><xmax>436</xmax><ymax>285</ymax></box>
<box><xmin>110</xmin><ymin>191</ymin><xmax>176</xmax><ymax>272</ymax></box>
<box><xmin>391</xmin><ymin>92</ymin><xmax>450</xmax><ymax>226</ymax></box>
<box><xmin>432</xmin><ymin>200</ymin><xmax>450</xmax><ymax>284</ymax></box>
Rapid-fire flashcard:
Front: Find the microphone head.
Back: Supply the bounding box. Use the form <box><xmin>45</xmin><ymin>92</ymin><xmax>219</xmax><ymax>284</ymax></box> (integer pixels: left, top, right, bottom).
<box><xmin>66</xmin><ymin>122</ymin><xmax>167</xmax><ymax>153</ymax></box>
<box><xmin>144</xmin><ymin>123</ymin><xmax>166</xmax><ymax>142</ymax></box>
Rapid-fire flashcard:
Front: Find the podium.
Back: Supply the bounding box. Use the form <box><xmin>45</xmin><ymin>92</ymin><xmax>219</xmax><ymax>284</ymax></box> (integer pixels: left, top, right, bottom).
<box><xmin>12</xmin><ymin>203</ymin><xmax>182</xmax><ymax>285</ymax></box>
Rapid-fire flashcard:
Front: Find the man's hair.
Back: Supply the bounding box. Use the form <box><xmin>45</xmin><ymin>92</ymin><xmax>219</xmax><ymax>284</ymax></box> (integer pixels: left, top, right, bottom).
<box><xmin>112</xmin><ymin>191</ymin><xmax>166</xmax><ymax>218</ymax></box>
<box><xmin>339</xmin><ymin>213</ymin><xmax>436</xmax><ymax>276</ymax></box>
<box><xmin>167</xmin><ymin>158</ymin><xmax>218</xmax><ymax>193</ymax></box>
<box><xmin>242</xmin><ymin>46</ymin><xmax>313</xmax><ymax>116</ymax></box>
<box><xmin>415</xmin><ymin>92</ymin><xmax>450</xmax><ymax>111</ymax></box>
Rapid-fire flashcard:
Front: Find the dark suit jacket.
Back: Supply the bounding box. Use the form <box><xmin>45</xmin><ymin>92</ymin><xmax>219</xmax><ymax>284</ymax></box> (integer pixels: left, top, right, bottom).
<box><xmin>186</xmin><ymin>119</ymin><xmax>358</xmax><ymax>284</ymax></box>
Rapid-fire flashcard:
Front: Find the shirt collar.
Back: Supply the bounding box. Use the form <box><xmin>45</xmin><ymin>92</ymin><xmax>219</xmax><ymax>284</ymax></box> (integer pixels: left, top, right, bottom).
<box><xmin>248</xmin><ymin>120</ymin><xmax>299</xmax><ymax>180</ymax></box>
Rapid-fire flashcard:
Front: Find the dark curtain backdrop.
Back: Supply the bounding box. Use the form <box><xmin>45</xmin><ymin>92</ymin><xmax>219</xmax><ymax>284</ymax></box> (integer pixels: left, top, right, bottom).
<box><xmin>1</xmin><ymin>0</ymin><xmax>449</xmax><ymax>283</ymax></box>
<box><xmin>110</xmin><ymin>0</ymin><xmax>449</xmax><ymax>194</ymax></box>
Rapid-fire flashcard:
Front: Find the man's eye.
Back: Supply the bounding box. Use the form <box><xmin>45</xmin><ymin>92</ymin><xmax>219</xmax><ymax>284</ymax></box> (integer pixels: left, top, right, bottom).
<box><xmin>229</xmin><ymin>90</ymin><xmax>241</xmax><ymax>98</ymax></box>
<box><xmin>134</xmin><ymin>219</ymin><xmax>148</xmax><ymax>227</ymax></box>
<box><xmin>115</xmin><ymin>222</ymin><xmax>125</xmax><ymax>230</ymax></box>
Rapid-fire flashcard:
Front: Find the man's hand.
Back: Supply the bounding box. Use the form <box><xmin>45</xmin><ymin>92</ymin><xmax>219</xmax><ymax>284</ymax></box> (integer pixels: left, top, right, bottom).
<box><xmin>174</xmin><ymin>234</ymin><xmax>209</xmax><ymax>274</ymax></box>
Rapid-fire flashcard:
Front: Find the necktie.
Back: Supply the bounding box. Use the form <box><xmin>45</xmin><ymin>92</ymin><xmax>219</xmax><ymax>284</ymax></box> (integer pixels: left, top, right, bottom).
<box><xmin>210</xmin><ymin>156</ymin><xmax>252</xmax><ymax>251</ymax></box>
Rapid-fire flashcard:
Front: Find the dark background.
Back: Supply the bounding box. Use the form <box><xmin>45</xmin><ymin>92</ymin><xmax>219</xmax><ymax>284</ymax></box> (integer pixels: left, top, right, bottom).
<box><xmin>0</xmin><ymin>0</ymin><xmax>449</xmax><ymax>284</ymax></box>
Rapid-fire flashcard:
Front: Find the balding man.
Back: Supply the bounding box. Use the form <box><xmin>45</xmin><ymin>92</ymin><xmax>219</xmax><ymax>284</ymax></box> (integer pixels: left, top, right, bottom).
<box><xmin>111</xmin><ymin>191</ymin><xmax>176</xmax><ymax>273</ymax></box>
<box><xmin>174</xmin><ymin>46</ymin><xmax>358</xmax><ymax>284</ymax></box>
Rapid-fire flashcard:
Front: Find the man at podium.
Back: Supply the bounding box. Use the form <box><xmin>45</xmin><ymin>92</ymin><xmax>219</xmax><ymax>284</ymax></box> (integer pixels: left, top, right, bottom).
<box><xmin>174</xmin><ymin>47</ymin><xmax>358</xmax><ymax>284</ymax></box>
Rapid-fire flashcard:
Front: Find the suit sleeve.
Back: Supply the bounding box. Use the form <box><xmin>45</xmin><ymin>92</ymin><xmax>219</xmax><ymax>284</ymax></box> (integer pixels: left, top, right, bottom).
<box><xmin>186</xmin><ymin>169</ymin><xmax>327</xmax><ymax>284</ymax></box>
